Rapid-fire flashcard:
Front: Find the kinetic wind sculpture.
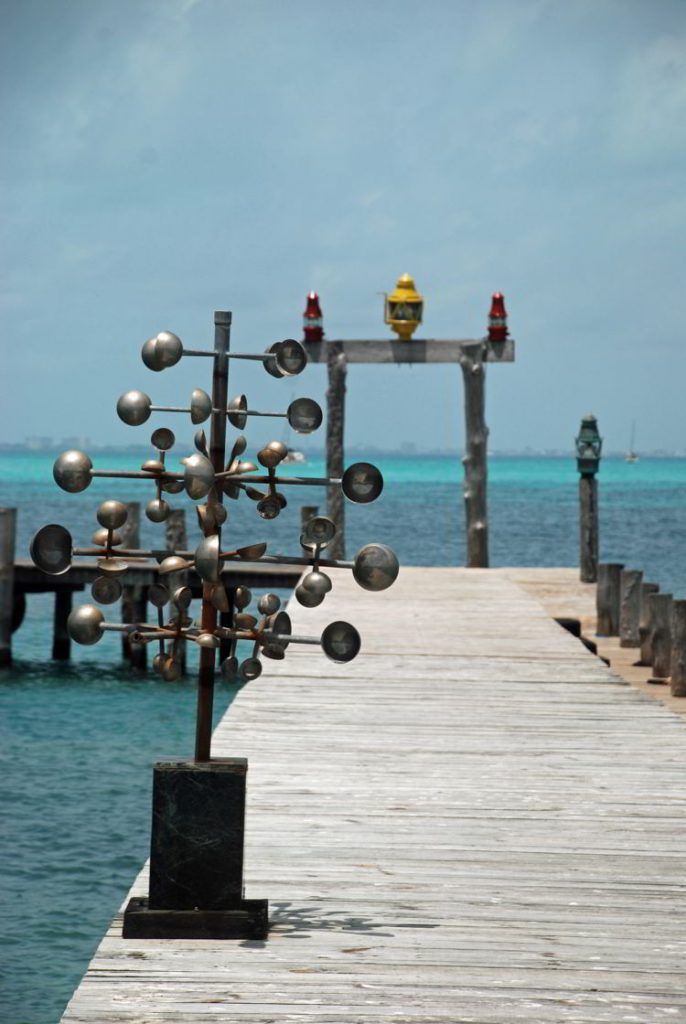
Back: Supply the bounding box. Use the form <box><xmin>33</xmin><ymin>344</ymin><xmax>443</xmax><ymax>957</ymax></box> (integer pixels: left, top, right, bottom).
<box><xmin>30</xmin><ymin>310</ymin><xmax>398</xmax><ymax>938</ymax></box>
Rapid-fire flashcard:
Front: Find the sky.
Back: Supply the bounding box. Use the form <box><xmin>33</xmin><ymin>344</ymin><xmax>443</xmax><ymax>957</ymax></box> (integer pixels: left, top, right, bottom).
<box><xmin>1</xmin><ymin>0</ymin><xmax>685</xmax><ymax>454</ymax></box>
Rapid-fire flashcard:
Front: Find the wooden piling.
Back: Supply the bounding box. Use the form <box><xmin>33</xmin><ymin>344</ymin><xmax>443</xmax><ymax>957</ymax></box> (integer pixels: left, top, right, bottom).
<box><xmin>0</xmin><ymin>508</ymin><xmax>16</xmax><ymax>666</ymax></box>
<box><xmin>596</xmin><ymin>562</ymin><xmax>624</xmax><ymax>636</ymax></box>
<box><xmin>619</xmin><ymin>569</ymin><xmax>642</xmax><ymax>648</ymax></box>
<box><xmin>325</xmin><ymin>343</ymin><xmax>347</xmax><ymax>560</ymax></box>
<box><xmin>638</xmin><ymin>582</ymin><xmax>659</xmax><ymax>665</ymax></box>
<box><xmin>669</xmin><ymin>599</ymin><xmax>686</xmax><ymax>697</ymax></box>
<box><xmin>120</xmin><ymin>502</ymin><xmax>147</xmax><ymax>669</ymax></box>
<box><xmin>460</xmin><ymin>342</ymin><xmax>489</xmax><ymax>568</ymax></box>
<box><xmin>648</xmin><ymin>593</ymin><xmax>673</xmax><ymax>683</ymax></box>
<box><xmin>165</xmin><ymin>509</ymin><xmax>187</xmax><ymax>673</ymax></box>
<box><xmin>52</xmin><ymin>588</ymin><xmax>73</xmax><ymax>661</ymax></box>
<box><xmin>578</xmin><ymin>475</ymin><xmax>599</xmax><ymax>583</ymax></box>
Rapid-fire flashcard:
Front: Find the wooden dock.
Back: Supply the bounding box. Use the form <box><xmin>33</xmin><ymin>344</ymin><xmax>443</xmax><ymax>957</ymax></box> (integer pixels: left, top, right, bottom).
<box><xmin>61</xmin><ymin>567</ymin><xmax>686</xmax><ymax>1023</ymax></box>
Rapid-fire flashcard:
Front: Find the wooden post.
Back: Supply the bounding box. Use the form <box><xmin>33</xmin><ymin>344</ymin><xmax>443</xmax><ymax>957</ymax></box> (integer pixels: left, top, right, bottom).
<box><xmin>52</xmin><ymin>588</ymin><xmax>73</xmax><ymax>660</ymax></box>
<box><xmin>648</xmin><ymin>593</ymin><xmax>673</xmax><ymax>683</ymax></box>
<box><xmin>307</xmin><ymin>334</ymin><xmax>513</xmax><ymax>567</ymax></box>
<box><xmin>619</xmin><ymin>569</ymin><xmax>642</xmax><ymax>648</ymax></box>
<box><xmin>638</xmin><ymin>582</ymin><xmax>659</xmax><ymax>665</ymax></box>
<box><xmin>596</xmin><ymin>562</ymin><xmax>623</xmax><ymax>636</ymax></box>
<box><xmin>670</xmin><ymin>600</ymin><xmax>686</xmax><ymax>697</ymax></box>
<box><xmin>0</xmin><ymin>508</ymin><xmax>16</xmax><ymax>667</ymax></box>
<box><xmin>326</xmin><ymin>342</ymin><xmax>347</xmax><ymax>560</ymax></box>
<box><xmin>165</xmin><ymin>509</ymin><xmax>187</xmax><ymax>674</ymax></box>
<box><xmin>578</xmin><ymin>475</ymin><xmax>599</xmax><ymax>583</ymax></box>
<box><xmin>460</xmin><ymin>342</ymin><xmax>488</xmax><ymax>568</ymax></box>
<box><xmin>120</xmin><ymin>502</ymin><xmax>147</xmax><ymax>669</ymax></box>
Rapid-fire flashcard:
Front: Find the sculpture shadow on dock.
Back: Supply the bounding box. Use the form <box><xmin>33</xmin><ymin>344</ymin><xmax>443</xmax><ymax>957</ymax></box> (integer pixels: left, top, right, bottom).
<box><xmin>256</xmin><ymin>900</ymin><xmax>439</xmax><ymax>943</ymax></box>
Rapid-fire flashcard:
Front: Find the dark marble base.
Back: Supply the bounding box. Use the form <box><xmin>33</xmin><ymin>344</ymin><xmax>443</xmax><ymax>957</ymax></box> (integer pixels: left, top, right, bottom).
<box><xmin>149</xmin><ymin>759</ymin><xmax>248</xmax><ymax>910</ymax></box>
<box><xmin>125</xmin><ymin>758</ymin><xmax>269</xmax><ymax>940</ymax></box>
<box><xmin>122</xmin><ymin>896</ymin><xmax>269</xmax><ymax>940</ymax></box>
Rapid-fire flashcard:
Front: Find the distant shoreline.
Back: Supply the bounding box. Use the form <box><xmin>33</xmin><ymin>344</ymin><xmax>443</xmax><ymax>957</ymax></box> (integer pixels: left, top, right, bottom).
<box><xmin>1</xmin><ymin>443</ymin><xmax>684</xmax><ymax>459</ymax></box>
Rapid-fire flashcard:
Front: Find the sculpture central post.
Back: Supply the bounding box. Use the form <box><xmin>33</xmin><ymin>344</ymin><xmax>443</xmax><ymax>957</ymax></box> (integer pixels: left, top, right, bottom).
<box><xmin>195</xmin><ymin>311</ymin><xmax>231</xmax><ymax>762</ymax></box>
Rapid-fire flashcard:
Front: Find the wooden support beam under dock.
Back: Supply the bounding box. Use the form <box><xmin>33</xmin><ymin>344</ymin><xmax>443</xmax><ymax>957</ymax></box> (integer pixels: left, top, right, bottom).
<box><xmin>61</xmin><ymin>567</ymin><xmax>686</xmax><ymax>1023</ymax></box>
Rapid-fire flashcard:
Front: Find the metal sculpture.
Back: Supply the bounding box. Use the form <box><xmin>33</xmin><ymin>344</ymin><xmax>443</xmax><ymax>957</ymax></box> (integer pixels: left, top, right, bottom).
<box><xmin>31</xmin><ymin>309</ymin><xmax>398</xmax><ymax>940</ymax></box>
<box><xmin>32</xmin><ymin>311</ymin><xmax>398</xmax><ymax>760</ymax></box>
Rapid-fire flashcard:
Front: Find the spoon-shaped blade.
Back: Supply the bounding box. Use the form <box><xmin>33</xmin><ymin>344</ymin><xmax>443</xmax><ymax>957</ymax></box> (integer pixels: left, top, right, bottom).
<box><xmin>96</xmin><ymin>557</ymin><xmax>129</xmax><ymax>577</ymax></box>
<box><xmin>53</xmin><ymin>450</ymin><xmax>93</xmax><ymax>493</ymax></box>
<box><xmin>151</xmin><ymin>426</ymin><xmax>175</xmax><ymax>452</ymax></box>
<box><xmin>257</xmin><ymin>440</ymin><xmax>288</xmax><ymax>469</ymax></box>
<box><xmin>97</xmin><ymin>500</ymin><xmax>128</xmax><ymax>530</ymax></box>
<box><xmin>194</xmin><ymin>535</ymin><xmax>220</xmax><ymax>582</ymax></box>
<box><xmin>245</xmin><ymin>486</ymin><xmax>267</xmax><ymax>502</ymax></box>
<box><xmin>183</xmin><ymin>452</ymin><xmax>215</xmax><ymax>500</ymax></box>
<box><xmin>30</xmin><ymin>525</ymin><xmax>73</xmax><ymax>575</ymax></box>
<box><xmin>257</xmin><ymin>593</ymin><xmax>281</xmax><ymax>615</ymax></box>
<box><xmin>68</xmin><ymin>604</ymin><xmax>105</xmax><ymax>645</ymax></box>
<box><xmin>257</xmin><ymin>495</ymin><xmax>281</xmax><ymax>520</ymax></box>
<box><xmin>287</xmin><ymin>397</ymin><xmax>323</xmax><ymax>434</ymax></box>
<box><xmin>234</xmin><ymin>612</ymin><xmax>258</xmax><ymax>630</ymax></box>
<box><xmin>227</xmin><ymin>394</ymin><xmax>247</xmax><ymax>430</ymax></box>
<box><xmin>266</xmin><ymin>611</ymin><xmax>291</xmax><ymax>646</ymax></box>
<box><xmin>209</xmin><ymin>583</ymin><xmax>230</xmax><ymax>613</ymax></box>
<box><xmin>141</xmin><ymin>331</ymin><xmax>183</xmax><ymax>372</ymax></box>
<box><xmin>194</xmin><ymin>429</ymin><xmax>209</xmax><ymax>456</ymax></box>
<box><xmin>274</xmin><ymin>339</ymin><xmax>307</xmax><ymax>377</ymax></box>
<box><xmin>161</xmin><ymin>478</ymin><xmax>185</xmax><ymax>494</ymax></box>
<box><xmin>148</xmin><ymin>583</ymin><xmax>170</xmax><ymax>608</ymax></box>
<box><xmin>91</xmin><ymin>576</ymin><xmax>122</xmax><ymax>604</ymax></box>
<box><xmin>220</xmin><ymin>656</ymin><xmax>239</xmax><ymax>681</ymax></box>
<box><xmin>194</xmin><ymin>632</ymin><xmax>220</xmax><ymax>649</ymax></box>
<box><xmin>341</xmin><ymin>462</ymin><xmax>384</xmax><ymax>504</ymax></box>
<box><xmin>161</xmin><ymin>655</ymin><xmax>183</xmax><ymax>681</ymax></box>
<box><xmin>91</xmin><ymin>528</ymin><xmax>124</xmax><ymax>547</ymax></box>
<box><xmin>352</xmin><ymin>543</ymin><xmax>399</xmax><ymax>592</ymax></box>
<box><xmin>301</xmin><ymin>570</ymin><xmax>332</xmax><ymax>596</ymax></box>
<box><xmin>222</xmin><ymin>481</ymin><xmax>241</xmax><ymax>500</ymax></box>
<box><xmin>228</xmin><ymin>435</ymin><xmax>247</xmax><ymax>464</ymax></box>
<box><xmin>172</xmin><ymin>585</ymin><xmax>193</xmax><ymax>610</ymax></box>
<box><xmin>236</xmin><ymin>542</ymin><xmax>267</xmax><ymax>560</ymax></box>
<box><xmin>262</xmin><ymin>645</ymin><xmax>285</xmax><ymax>661</ymax></box>
<box><xmin>234</xmin><ymin>586</ymin><xmax>252</xmax><ymax>610</ymax></box>
<box><xmin>321</xmin><ymin>620</ymin><xmax>361</xmax><ymax>663</ymax></box>
<box><xmin>117</xmin><ymin>390</ymin><xmax>152</xmax><ymax>427</ymax></box>
<box><xmin>295</xmin><ymin>583</ymin><xmax>324</xmax><ymax>608</ymax></box>
<box><xmin>239</xmin><ymin>657</ymin><xmax>263</xmax><ymax>681</ymax></box>
<box><xmin>300</xmin><ymin>515</ymin><xmax>336</xmax><ymax>549</ymax></box>
<box><xmin>146</xmin><ymin>498</ymin><xmax>170</xmax><ymax>524</ymax></box>
<box><xmin>158</xmin><ymin>555</ymin><xmax>193</xmax><ymax>575</ymax></box>
<box><xmin>190</xmin><ymin>389</ymin><xmax>212</xmax><ymax>425</ymax></box>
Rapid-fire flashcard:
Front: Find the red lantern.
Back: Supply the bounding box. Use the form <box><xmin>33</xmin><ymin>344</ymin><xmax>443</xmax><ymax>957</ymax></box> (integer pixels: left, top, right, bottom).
<box><xmin>303</xmin><ymin>292</ymin><xmax>324</xmax><ymax>343</ymax></box>
<box><xmin>488</xmin><ymin>292</ymin><xmax>508</xmax><ymax>342</ymax></box>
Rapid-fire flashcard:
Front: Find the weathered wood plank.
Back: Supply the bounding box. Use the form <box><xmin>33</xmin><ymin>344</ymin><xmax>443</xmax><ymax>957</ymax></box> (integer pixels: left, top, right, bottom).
<box><xmin>303</xmin><ymin>338</ymin><xmax>515</xmax><ymax>364</ymax></box>
<box><xmin>61</xmin><ymin>567</ymin><xmax>686</xmax><ymax>1024</ymax></box>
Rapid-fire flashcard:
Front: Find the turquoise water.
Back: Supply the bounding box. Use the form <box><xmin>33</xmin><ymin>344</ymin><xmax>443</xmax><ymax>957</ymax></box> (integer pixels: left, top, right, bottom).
<box><xmin>1</xmin><ymin>450</ymin><xmax>685</xmax><ymax>1023</ymax></box>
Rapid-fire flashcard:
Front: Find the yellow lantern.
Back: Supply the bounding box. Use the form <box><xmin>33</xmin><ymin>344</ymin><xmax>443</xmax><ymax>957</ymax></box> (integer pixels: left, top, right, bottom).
<box><xmin>384</xmin><ymin>273</ymin><xmax>423</xmax><ymax>340</ymax></box>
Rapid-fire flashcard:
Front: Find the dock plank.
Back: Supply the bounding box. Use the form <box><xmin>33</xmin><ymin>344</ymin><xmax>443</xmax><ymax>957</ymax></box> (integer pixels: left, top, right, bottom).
<box><xmin>61</xmin><ymin>568</ymin><xmax>686</xmax><ymax>1023</ymax></box>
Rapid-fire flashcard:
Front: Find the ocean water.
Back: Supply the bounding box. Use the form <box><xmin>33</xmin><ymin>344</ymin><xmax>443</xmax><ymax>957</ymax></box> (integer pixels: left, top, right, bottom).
<box><xmin>1</xmin><ymin>450</ymin><xmax>685</xmax><ymax>1023</ymax></box>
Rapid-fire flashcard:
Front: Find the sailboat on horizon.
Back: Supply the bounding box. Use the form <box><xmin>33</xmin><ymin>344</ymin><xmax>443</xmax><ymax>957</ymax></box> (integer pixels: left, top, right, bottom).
<box><xmin>625</xmin><ymin>420</ymin><xmax>639</xmax><ymax>463</ymax></box>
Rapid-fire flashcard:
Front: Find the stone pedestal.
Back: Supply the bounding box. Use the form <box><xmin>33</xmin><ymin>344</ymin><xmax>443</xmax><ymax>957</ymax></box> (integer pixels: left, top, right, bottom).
<box><xmin>123</xmin><ymin>759</ymin><xmax>268</xmax><ymax>939</ymax></box>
